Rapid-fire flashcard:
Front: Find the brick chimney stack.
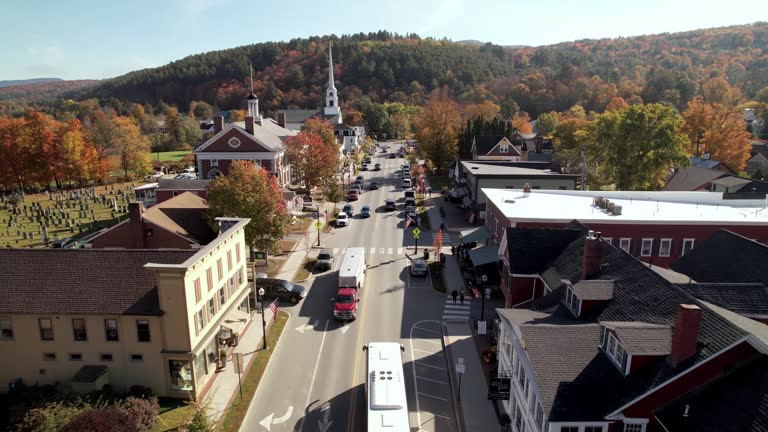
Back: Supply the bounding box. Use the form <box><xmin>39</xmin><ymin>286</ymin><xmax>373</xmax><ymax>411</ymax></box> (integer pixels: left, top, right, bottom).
<box><xmin>523</xmin><ymin>183</ymin><xmax>531</xmax><ymax>195</ymax></box>
<box><xmin>277</xmin><ymin>113</ymin><xmax>287</xmax><ymax>128</ymax></box>
<box><xmin>245</xmin><ymin>116</ymin><xmax>255</xmax><ymax>135</ymax></box>
<box><xmin>213</xmin><ymin>115</ymin><xmax>224</xmax><ymax>134</ymax></box>
<box><xmin>128</xmin><ymin>202</ymin><xmax>145</xmax><ymax>248</ymax></box>
<box><xmin>670</xmin><ymin>304</ymin><xmax>702</xmax><ymax>366</ymax></box>
<box><xmin>581</xmin><ymin>230</ymin><xmax>602</xmax><ymax>279</ymax></box>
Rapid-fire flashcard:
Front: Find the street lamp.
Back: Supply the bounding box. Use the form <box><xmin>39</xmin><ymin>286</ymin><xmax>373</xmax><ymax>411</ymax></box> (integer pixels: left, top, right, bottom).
<box><xmin>258</xmin><ymin>287</ymin><xmax>268</xmax><ymax>350</ymax></box>
<box><xmin>480</xmin><ymin>274</ymin><xmax>488</xmax><ymax>321</ymax></box>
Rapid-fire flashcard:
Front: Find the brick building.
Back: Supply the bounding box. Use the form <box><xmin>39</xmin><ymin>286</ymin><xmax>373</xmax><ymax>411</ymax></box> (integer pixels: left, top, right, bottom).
<box><xmin>156</xmin><ymin>179</ymin><xmax>209</xmax><ymax>204</ymax></box>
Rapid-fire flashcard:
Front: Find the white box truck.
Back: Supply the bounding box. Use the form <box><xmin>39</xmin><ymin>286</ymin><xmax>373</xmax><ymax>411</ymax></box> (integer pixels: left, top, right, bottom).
<box><xmin>338</xmin><ymin>247</ymin><xmax>367</xmax><ymax>290</ymax></box>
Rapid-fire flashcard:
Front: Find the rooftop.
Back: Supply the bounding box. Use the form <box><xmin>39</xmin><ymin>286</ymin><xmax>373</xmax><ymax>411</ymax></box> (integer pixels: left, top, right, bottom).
<box><xmin>483</xmin><ymin>188</ymin><xmax>768</xmax><ymax>225</ymax></box>
<box><xmin>671</xmin><ymin>229</ymin><xmax>768</xmax><ymax>285</ymax></box>
<box><xmin>461</xmin><ymin>161</ymin><xmax>573</xmax><ymax>177</ymax></box>
<box><xmin>156</xmin><ymin>178</ymin><xmax>209</xmax><ymax>191</ymax></box>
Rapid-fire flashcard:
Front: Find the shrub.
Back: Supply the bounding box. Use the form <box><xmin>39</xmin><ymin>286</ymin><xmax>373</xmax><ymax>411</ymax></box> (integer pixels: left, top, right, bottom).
<box><xmin>128</xmin><ymin>385</ymin><xmax>154</xmax><ymax>398</ymax></box>
<box><xmin>326</xmin><ymin>184</ymin><xmax>344</xmax><ymax>203</ymax></box>
<box><xmin>124</xmin><ymin>397</ymin><xmax>158</xmax><ymax>432</ymax></box>
<box><xmin>183</xmin><ymin>400</ymin><xmax>214</xmax><ymax>432</ymax></box>
<box><xmin>62</xmin><ymin>406</ymin><xmax>134</xmax><ymax>432</ymax></box>
<box><xmin>15</xmin><ymin>401</ymin><xmax>91</xmax><ymax>432</ymax></box>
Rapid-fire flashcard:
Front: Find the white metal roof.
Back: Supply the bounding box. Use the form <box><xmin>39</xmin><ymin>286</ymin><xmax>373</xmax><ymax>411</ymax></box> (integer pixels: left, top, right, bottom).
<box><xmin>339</xmin><ymin>247</ymin><xmax>365</xmax><ymax>278</ymax></box>
<box><xmin>483</xmin><ymin>188</ymin><xmax>768</xmax><ymax>225</ymax></box>
<box><xmin>367</xmin><ymin>342</ymin><xmax>409</xmax><ymax>432</ymax></box>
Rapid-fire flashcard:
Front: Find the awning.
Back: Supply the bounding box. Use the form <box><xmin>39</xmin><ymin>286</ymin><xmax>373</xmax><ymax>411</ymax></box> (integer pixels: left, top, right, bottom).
<box><xmin>460</xmin><ymin>226</ymin><xmax>492</xmax><ymax>243</ymax></box>
<box><xmin>468</xmin><ymin>245</ymin><xmax>502</xmax><ymax>266</ymax></box>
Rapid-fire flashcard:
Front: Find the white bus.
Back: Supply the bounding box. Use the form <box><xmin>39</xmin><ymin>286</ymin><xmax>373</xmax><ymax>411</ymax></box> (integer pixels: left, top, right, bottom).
<box><xmin>339</xmin><ymin>247</ymin><xmax>366</xmax><ymax>290</ymax></box>
<box><xmin>365</xmin><ymin>342</ymin><xmax>410</xmax><ymax>432</ymax></box>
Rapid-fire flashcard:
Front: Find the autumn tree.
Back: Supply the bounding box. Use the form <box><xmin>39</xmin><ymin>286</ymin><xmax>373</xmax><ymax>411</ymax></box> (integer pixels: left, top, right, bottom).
<box><xmin>605</xmin><ymin>97</ymin><xmax>629</xmax><ymax>112</ymax></box>
<box><xmin>553</xmin><ymin>117</ymin><xmax>592</xmax><ymax>176</ymax></box>
<box><xmin>413</xmin><ymin>90</ymin><xmax>461</xmax><ymax>172</ymax></box>
<box><xmin>285</xmin><ymin>131</ymin><xmax>339</xmax><ymax>192</ymax></box>
<box><xmin>55</xmin><ymin>119</ymin><xmax>106</xmax><ymax>185</ymax></box>
<box><xmin>535</xmin><ymin>112</ymin><xmax>557</xmax><ymax>137</ymax></box>
<box><xmin>113</xmin><ymin>117</ymin><xmax>152</xmax><ymax>179</ymax></box>
<box><xmin>682</xmin><ymin>97</ymin><xmax>752</xmax><ymax>171</ymax></box>
<box><xmin>0</xmin><ymin>117</ymin><xmax>28</xmax><ymax>190</ymax></box>
<box><xmin>88</xmin><ymin>110</ymin><xmax>118</xmax><ymax>163</ymax></box>
<box><xmin>510</xmin><ymin>111</ymin><xmax>532</xmax><ymax>134</ymax></box>
<box><xmin>21</xmin><ymin>111</ymin><xmax>58</xmax><ymax>187</ymax></box>
<box><xmin>192</xmin><ymin>101</ymin><xmax>214</xmax><ymax>119</ymax></box>
<box><xmin>462</xmin><ymin>100</ymin><xmax>501</xmax><ymax>121</ymax></box>
<box><xmin>229</xmin><ymin>110</ymin><xmax>246</xmax><ymax>122</ymax></box>
<box><xmin>592</xmin><ymin>103</ymin><xmax>690</xmax><ymax>190</ymax></box>
<box><xmin>164</xmin><ymin>106</ymin><xmax>183</xmax><ymax>147</ymax></box>
<box><xmin>301</xmin><ymin>118</ymin><xmax>337</xmax><ymax>148</ymax></box>
<box><xmin>206</xmin><ymin>160</ymin><xmax>291</xmax><ymax>257</ymax></box>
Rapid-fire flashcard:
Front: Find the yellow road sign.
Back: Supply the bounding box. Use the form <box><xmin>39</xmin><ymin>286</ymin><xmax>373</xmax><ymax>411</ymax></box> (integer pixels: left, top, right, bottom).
<box><xmin>315</xmin><ymin>221</ymin><xmax>323</xmax><ymax>230</ymax></box>
<box><xmin>412</xmin><ymin>227</ymin><xmax>421</xmax><ymax>238</ymax></box>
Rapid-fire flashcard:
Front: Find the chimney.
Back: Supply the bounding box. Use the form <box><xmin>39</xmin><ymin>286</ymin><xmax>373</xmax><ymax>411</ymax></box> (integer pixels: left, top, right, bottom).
<box><xmin>581</xmin><ymin>230</ymin><xmax>602</xmax><ymax>279</ymax></box>
<box><xmin>213</xmin><ymin>115</ymin><xmax>224</xmax><ymax>134</ymax></box>
<box><xmin>277</xmin><ymin>112</ymin><xmax>287</xmax><ymax>128</ymax></box>
<box><xmin>523</xmin><ymin>183</ymin><xmax>531</xmax><ymax>195</ymax></box>
<box><xmin>670</xmin><ymin>304</ymin><xmax>702</xmax><ymax>366</ymax></box>
<box><xmin>245</xmin><ymin>116</ymin><xmax>255</xmax><ymax>135</ymax></box>
<box><xmin>128</xmin><ymin>202</ymin><xmax>145</xmax><ymax>248</ymax></box>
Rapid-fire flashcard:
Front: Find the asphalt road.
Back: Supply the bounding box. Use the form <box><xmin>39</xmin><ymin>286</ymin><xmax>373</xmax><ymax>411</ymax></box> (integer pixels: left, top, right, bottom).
<box><xmin>240</xmin><ymin>143</ymin><xmax>459</xmax><ymax>432</ymax></box>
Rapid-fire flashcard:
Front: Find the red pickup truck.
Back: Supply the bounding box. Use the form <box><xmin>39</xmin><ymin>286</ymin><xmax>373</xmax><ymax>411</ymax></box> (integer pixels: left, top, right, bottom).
<box><xmin>333</xmin><ymin>287</ymin><xmax>359</xmax><ymax>321</ymax></box>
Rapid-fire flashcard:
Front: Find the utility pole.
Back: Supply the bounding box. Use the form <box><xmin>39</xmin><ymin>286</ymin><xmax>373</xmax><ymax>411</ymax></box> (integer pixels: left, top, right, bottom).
<box><xmin>581</xmin><ymin>149</ymin><xmax>587</xmax><ymax>191</ymax></box>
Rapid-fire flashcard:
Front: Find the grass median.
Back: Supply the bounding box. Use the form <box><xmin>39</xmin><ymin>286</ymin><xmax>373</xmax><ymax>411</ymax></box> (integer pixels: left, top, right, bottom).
<box><xmin>218</xmin><ymin>310</ymin><xmax>289</xmax><ymax>432</ymax></box>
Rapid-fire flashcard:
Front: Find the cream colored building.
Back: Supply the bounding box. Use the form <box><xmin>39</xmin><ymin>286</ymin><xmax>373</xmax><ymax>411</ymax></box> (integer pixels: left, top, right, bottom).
<box><xmin>0</xmin><ymin>218</ymin><xmax>252</xmax><ymax>399</ymax></box>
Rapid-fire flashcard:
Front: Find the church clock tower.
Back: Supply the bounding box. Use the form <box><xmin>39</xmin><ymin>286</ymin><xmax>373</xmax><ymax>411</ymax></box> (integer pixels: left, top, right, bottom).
<box><xmin>323</xmin><ymin>42</ymin><xmax>342</xmax><ymax>122</ymax></box>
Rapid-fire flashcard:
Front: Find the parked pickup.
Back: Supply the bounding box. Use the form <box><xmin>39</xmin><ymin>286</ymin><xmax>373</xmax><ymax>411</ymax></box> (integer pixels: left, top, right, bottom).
<box><xmin>332</xmin><ymin>287</ymin><xmax>360</xmax><ymax>321</ymax></box>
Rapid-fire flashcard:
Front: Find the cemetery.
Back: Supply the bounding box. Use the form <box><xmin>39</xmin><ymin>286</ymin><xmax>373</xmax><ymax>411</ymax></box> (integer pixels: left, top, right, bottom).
<box><xmin>0</xmin><ymin>182</ymin><xmax>141</xmax><ymax>248</ymax></box>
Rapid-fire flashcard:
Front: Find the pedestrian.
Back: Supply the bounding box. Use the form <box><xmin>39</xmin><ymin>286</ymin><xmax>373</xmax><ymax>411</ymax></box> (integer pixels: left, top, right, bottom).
<box><xmin>451</xmin><ymin>245</ymin><xmax>456</xmax><ymax>255</ymax></box>
<box><xmin>459</xmin><ymin>288</ymin><xmax>465</xmax><ymax>304</ymax></box>
<box><xmin>451</xmin><ymin>289</ymin><xmax>458</xmax><ymax>304</ymax></box>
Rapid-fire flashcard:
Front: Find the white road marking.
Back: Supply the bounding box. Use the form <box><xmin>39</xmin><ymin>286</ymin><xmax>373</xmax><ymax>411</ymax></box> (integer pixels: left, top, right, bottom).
<box><xmin>388</xmin><ymin>248</ymin><xmax>393</xmax><ymax>254</ymax></box>
<box><xmin>416</xmin><ymin>376</ymin><xmax>449</xmax><ymax>385</ymax></box>
<box><xmin>413</xmin><ymin>347</ymin><xmax>434</xmax><ymax>354</ymax></box>
<box><xmin>442</xmin><ymin>315</ymin><xmax>470</xmax><ymax>320</ymax></box>
<box><xmin>332</xmin><ymin>248</ymin><xmax>339</xmax><ymax>254</ymax></box>
<box><xmin>415</xmin><ymin>361</ymin><xmax>446</xmax><ymax>371</ymax></box>
<box><xmin>368</xmin><ymin>248</ymin><xmax>376</xmax><ymax>255</ymax></box>
<box><xmin>379</xmin><ymin>248</ymin><xmax>386</xmax><ymax>254</ymax></box>
<box><xmin>296</xmin><ymin>320</ymin><xmax>330</xmax><ymax>432</ymax></box>
<box><xmin>444</xmin><ymin>304</ymin><xmax>470</xmax><ymax>310</ymax></box>
<box><xmin>412</xmin><ymin>338</ymin><xmax>441</xmax><ymax>344</ymax></box>
<box><xmin>397</xmin><ymin>248</ymin><xmax>404</xmax><ymax>254</ymax></box>
<box><xmin>432</xmin><ymin>413</ymin><xmax>452</xmax><ymax>420</ymax></box>
<box><xmin>418</xmin><ymin>392</ymin><xmax>448</xmax><ymax>401</ymax></box>
<box><xmin>412</xmin><ymin>326</ymin><xmax>441</xmax><ymax>334</ymax></box>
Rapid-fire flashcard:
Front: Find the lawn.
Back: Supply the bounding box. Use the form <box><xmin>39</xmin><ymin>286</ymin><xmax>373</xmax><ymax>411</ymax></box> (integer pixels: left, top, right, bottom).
<box><xmin>218</xmin><ymin>311</ymin><xmax>289</xmax><ymax>432</ymax></box>
<box><xmin>152</xmin><ymin>398</ymin><xmax>193</xmax><ymax>432</ymax></box>
<box><xmin>252</xmin><ymin>256</ymin><xmax>288</xmax><ymax>279</ymax></box>
<box><xmin>293</xmin><ymin>258</ymin><xmax>316</xmax><ymax>282</ymax></box>
<box><xmin>154</xmin><ymin>150</ymin><xmax>192</xmax><ymax>162</ymax></box>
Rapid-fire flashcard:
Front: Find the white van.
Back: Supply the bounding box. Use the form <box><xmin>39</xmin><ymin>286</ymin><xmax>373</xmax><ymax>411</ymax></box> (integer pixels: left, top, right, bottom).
<box><xmin>338</xmin><ymin>247</ymin><xmax>367</xmax><ymax>290</ymax></box>
<box><xmin>402</xmin><ymin>178</ymin><xmax>412</xmax><ymax>189</ymax></box>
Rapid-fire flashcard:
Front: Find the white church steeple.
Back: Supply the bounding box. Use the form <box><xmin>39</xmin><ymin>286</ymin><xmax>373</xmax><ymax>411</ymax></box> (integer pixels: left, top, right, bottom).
<box><xmin>323</xmin><ymin>42</ymin><xmax>342</xmax><ymax>122</ymax></box>
<box><xmin>247</xmin><ymin>62</ymin><xmax>261</xmax><ymax>120</ymax></box>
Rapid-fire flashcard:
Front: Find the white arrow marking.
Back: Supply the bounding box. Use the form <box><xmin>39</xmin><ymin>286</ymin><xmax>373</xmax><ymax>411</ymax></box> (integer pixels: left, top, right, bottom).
<box><xmin>259</xmin><ymin>413</ymin><xmax>274</xmax><ymax>431</ymax></box>
<box><xmin>318</xmin><ymin>404</ymin><xmax>333</xmax><ymax>432</ymax></box>
<box><xmin>340</xmin><ymin>324</ymin><xmax>350</xmax><ymax>334</ymax></box>
<box><xmin>273</xmin><ymin>406</ymin><xmax>293</xmax><ymax>424</ymax></box>
<box><xmin>296</xmin><ymin>320</ymin><xmax>318</xmax><ymax>334</ymax></box>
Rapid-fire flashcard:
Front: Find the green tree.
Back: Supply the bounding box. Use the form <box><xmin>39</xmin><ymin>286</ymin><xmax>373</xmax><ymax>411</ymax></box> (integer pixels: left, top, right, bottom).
<box><xmin>535</xmin><ymin>112</ymin><xmax>557</xmax><ymax>137</ymax></box>
<box><xmin>592</xmin><ymin>103</ymin><xmax>690</xmax><ymax>190</ymax></box>
<box><xmin>192</xmin><ymin>101</ymin><xmax>214</xmax><ymax>119</ymax></box>
<box><xmin>206</xmin><ymin>160</ymin><xmax>291</xmax><ymax>258</ymax></box>
<box><xmin>164</xmin><ymin>107</ymin><xmax>183</xmax><ymax>147</ymax></box>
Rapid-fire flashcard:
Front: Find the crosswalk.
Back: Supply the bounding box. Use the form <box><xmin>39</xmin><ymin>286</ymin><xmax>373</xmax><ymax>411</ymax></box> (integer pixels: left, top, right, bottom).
<box><xmin>442</xmin><ymin>293</ymin><xmax>472</xmax><ymax>321</ymax></box>
<box><xmin>331</xmin><ymin>247</ymin><xmax>408</xmax><ymax>256</ymax></box>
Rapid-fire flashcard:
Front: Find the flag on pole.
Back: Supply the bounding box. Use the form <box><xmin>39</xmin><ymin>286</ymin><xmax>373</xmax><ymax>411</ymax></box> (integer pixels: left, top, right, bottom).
<box><xmin>269</xmin><ymin>300</ymin><xmax>278</xmax><ymax>316</ymax></box>
<box><xmin>405</xmin><ymin>214</ymin><xmax>413</xmax><ymax>229</ymax></box>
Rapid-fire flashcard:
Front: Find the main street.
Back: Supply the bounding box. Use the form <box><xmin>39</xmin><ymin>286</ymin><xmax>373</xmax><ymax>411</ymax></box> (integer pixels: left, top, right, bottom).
<box><xmin>240</xmin><ymin>143</ymin><xmax>460</xmax><ymax>432</ymax></box>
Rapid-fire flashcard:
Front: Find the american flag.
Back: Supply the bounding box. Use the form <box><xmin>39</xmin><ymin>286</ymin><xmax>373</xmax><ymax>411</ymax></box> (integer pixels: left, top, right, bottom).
<box><xmin>405</xmin><ymin>214</ymin><xmax>413</xmax><ymax>229</ymax></box>
<box><xmin>269</xmin><ymin>300</ymin><xmax>278</xmax><ymax>316</ymax></box>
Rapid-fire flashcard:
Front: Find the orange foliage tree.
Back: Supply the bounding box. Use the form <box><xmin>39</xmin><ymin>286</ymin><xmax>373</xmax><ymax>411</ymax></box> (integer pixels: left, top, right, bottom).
<box><xmin>682</xmin><ymin>97</ymin><xmax>752</xmax><ymax>172</ymax></box>
<box><xmin>510</xmin><ymin>112</ymin><xmax>533</xmax><ymax>134</ymax></box>
<box><xmin>284</xmin><ymin>131</ymin><xmax>339</xmax><ymax>192</ymax></box>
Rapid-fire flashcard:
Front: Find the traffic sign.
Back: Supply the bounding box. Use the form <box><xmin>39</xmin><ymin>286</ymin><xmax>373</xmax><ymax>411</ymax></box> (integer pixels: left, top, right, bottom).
<box><xmin>315</xmin><ymin>221</ymin><xmax>322</xmax><ymax>230</ymax></box>
<box><xmin>412</xmin><ymin>227</ymin><xmax>421</xmax><ymax>238</ymax></box>
<box><xmin>456</xmin><ymin>357</ymin><xmax>465</xmax><ymax>374</ymax></box>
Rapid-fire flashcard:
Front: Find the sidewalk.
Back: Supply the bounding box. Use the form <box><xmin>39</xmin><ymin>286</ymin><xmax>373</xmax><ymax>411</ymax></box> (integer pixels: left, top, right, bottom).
<box><xmin>205</xmin><ymin>202</ymin><xmax>333</xmax><ymax>422</ymax></box>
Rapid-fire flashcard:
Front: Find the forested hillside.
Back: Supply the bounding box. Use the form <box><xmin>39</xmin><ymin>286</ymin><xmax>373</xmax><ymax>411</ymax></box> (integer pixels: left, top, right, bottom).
<box><xmin>0</xmin><ymin>80</ymin><xmax>99</xmax><ymax>103</ymax></box>
<box><xmin>71</xmin><ymin>24</ymin><xmax>768</xmax><ymax>117</ymax></box>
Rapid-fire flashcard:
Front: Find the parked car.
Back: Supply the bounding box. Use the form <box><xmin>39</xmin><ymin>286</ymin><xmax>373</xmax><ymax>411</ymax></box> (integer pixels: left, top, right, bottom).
<box><xmin>402</xmin><ymin>178</ymin><xmax>412</xmax><ymax>189</ymax></box>
<box><xmin>362</xmin><ymin>163</ymin><xmax>369</xmax><ymax>171</ymax></box>
<box><xmin>410</xmin><ymin>259</ymin><xmax>428</xmax><ymax>277</ymax></box>
<box><xmin>335</xmin><ymin>212</ymin><xmax>349</xmax><ymax>227</ymax></box>
<box><xmin>301</xmin><ymin>195</ymin><xmax>316</xmax><ymax>211</ymax></box>
<box><xmin>404</xmin><ymin>205</ymin><xmax>418</xmax><ymax>220</ymax></box>
<box><xmin>255</xmin><ymin>278</ymin><xmax>306</xmax><ymax>304</ymax></box>
<box><xmin>316</xmin><ymin>249</ymin><xmax>335</xmax><ymax>271</ymax></box>
<box><xmin>356</xmin><ymin>175</ymin><xmax>365</xmax><ymax>184</ymax></box>
<box><xmin>374</xmin><ymin>163</ymin><xmax>381</xmax><ymax>171</ymax></box>
<box><xmin>184</xmin><ymin>166</ymin><xmax>195</xmax><ymax>173</ymax></box>
<box><xmin>343</xmin><ymin>204</ymin><xmax>354</xmax><ymax>217</ymax></box>
<box><xmin>152</xmin><ymin>171</ymin><xmax>164</xmax><ymax>179</ymax></box>
<box><xmin>363</xmin><ymin>157</ymin><xmax>372</xmax><ymax>164</ymax></box>
<box><xmin>346</xmin><ymin>190</ymin><xmax>360</xmax><ymax>201</ymax></box>
<box><xmin>360</xmin><ymin>205</ymin><xmax>371</xmax><ymax>218</ymax></box>
<box><xmin>175</xmin><ymin>173</ymin><xmax>195</xmax><ymax>180</ymax></box>
<box><xmin>404</xmin><ymin>197</ymin><xmax>416</xmax><ymax>208</ymax></box>
<box><xmin>404</xmin><ymin>190</ymin><xmax>415</xmax><ymax>199</ymax></box>
<box><xmin>389</xmin><ymin>153</ymin><xmax>396</xmax><ymax>159</ymax></box>
<box><xmin>369</xmin><ymin>181</ymin><xmax>380</xmax><ymax>190</ymax></box>
<box><xmin>385</xmin><ymin>198</ymin><xmax>397</xmax><ymax>211</ymax></box>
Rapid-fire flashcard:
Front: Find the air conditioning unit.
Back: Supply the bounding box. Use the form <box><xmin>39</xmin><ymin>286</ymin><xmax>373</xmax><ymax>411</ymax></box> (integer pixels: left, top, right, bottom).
<box><xmin>613</xmin><ymin>205</ymin><xmax>623</xmax><ymax>215</ymax></box>
<box><xmin>607</xmin><ymin>202</ymin><xmax>616</xmax><ymax>213</ymax></box>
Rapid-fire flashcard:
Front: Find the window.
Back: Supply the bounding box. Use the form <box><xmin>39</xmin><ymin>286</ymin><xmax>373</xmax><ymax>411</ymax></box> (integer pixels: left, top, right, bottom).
<box><xmin>640</xmin><ymin>238</ymin><xmax>653</xmax><ymax>257</ymax></box>
<box><xmin>604</xmin><ymin>331</ymin><xmax>628</xmax><ymax>373</ymax></box>
<box><xmin>219</xmin><ymin>288</ymin><xmax>226</xmax><ymax>306</ymax></box>
<box><xmin>565</xmin><ymin>285</ymin><xmax>581</xmax><ymax>316</ymax></box>
<box><xmin>585</xmin><ymin>426</ymin><xmax>604</xmax><ymax>432</ymax></box>
<box><xmin>43</xmin><ymin>353</ymin><xmax>56</xmax><ymax>361</ymax></box>
<box><xmin>217</xmin><ymin>259</ymin><xmax>223</xmax><ymax>281</ymax></box>
<box><xmin>131</xmin><ymin>354</ymin><xmax>143</xmax><ymax>362</ymax></box>
<box><xmin>237</xmin><ymin>268</ymin><xmax>244</xmax><ymax>286</ymax></box>
<box><xmin>659</xmin><ymin>239</ymin><xmax>672</xmax><ymax>257</ymax></box>
<box><xmin>209</xmin><ymin>298</ymin><xmax>216</xmax><ymax>318</ymax></box>
<box><xmin>72</xmin><ymin>319</ymin><xmax>87</xmax><ymax>341</ymax></box>
<box><xmin>227</xmin><ymin>251</ymin><xmax>232</xmax><ymax>271</ymax></box>
<box><xmin>603</xmin><ymin>237</ymin><xmax>613</xmax><ymax>245</ymax></box>
<box><xmin>196</xmin><ymin>310</ymin><xmax>205</xmax><ymax>335</ymax></box>
<box><xmin>206</xmin><ymin>268</ymin><xmax>213</xmax><ymax>291</ymax></box>
<box><xmin>236</xmin><ymin>244</ymin><xmax>241</xmax><ymax>263</ymax></box>
<box><xmin>534</xmin><ymin>403</ymin><xmax>544</xmax><ymax>430</ymax></box>
<box><xmin>39</xmin><ymin>318</ymin><xmax>54</xmax><ymax>341</ymax></box>
<box><xmin>619</xmin><ymin>238</ymin><xmax>632</xmax><ymax>253</ymax></box>
<box><xmin>104</xmin><ymin>319</ymin><xmax>118</xmax><ymax>342</ymax></box>
<box><xmin>624</xmin><ymin>424</ymin><xmax>645</xmax><ymax>432</ymax></box>
<box><xmin>69</xmin><ymin>353</ymin><xmax>82</xmax><ymax>361</ymax></box>
<box><xmin>682</xmin><ymin>238</ymin><xmax>695</xmax><ymax>256</ymax></box>
<box><xmin>500</xmin><ymin>144</ymin><xmax>509</xmax><ymax>153</ymax></box>
<box><xmin>194</xmin><ymin>278</ymin><xmax>201</xmax><ymax>303</ymax></box>
<box><xmin>558</xmin><ymin>186</ymin><xmax>567</xmax><ymax>190</ymax></box>
<box><xmin>329</xmin><ymin>100</ymin><xmax>334</xmax><ymax>107</ymax></box>
<box><xmin>0</xmin><ymin>318</ymin><xmax>13</xmax><ymax>340</ymax></box>
<box><xmin>169</xmin><ymin>359</ymin><xmax>194</xmax><ymax>391</ymax></box>
<box><xmin>561</xmin><ymin>428</ymin><xmax>579</xmax><ymax>432</ymax></box>
<box><xmin>136</xmin><ymin>320</ymin><xmax>150</xmax><ymax>342</ymax></box>
<box><xmin>228</xmin><ymin>137</ymin><xmax>241</xmax><ymax>148</ymax></box>
<box><xmin>101</xmin><ymin>353</ymin><xmax>113</xmax><ymax>362</ymax></box>
<box><xmin>210</xmin><ymin>159</ymin><xmax>219</xmax><ymax>167</ymax></box>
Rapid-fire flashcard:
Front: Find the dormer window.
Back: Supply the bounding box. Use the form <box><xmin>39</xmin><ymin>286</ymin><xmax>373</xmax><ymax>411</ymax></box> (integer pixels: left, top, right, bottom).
<box><xmin>228</xmin><ymin>137</ymin><xmax>241</xmax><ymax>148</ymax></box>
<box><xmin>564</xmin><ymin>282</ymin><xmax>581</xmax><ymax>316</ymax></box>
<box><xmin>500</xmin><ymin>144</ymin><xmax>509</xmax><ymax>153</ymax></box>
<box><xmin>600</xmin><ymin>326</ymin><xmax>628</xmax><ymax>373</ymax></box>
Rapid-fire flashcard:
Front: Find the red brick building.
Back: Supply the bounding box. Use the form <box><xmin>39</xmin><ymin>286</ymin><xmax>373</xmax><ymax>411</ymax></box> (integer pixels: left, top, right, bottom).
<box><xmin>156</xmin><ymin>179</ymin><xmax>209</xmax><ymax>204</ymax></box>
<box><xmin>86</xmin><ymin>192</ymin><xmax>216</xmax><ymax>249</ymax></box>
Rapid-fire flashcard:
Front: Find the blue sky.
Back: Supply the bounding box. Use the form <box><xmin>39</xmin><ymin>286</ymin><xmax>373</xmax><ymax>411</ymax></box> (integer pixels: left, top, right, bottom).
<box><xmin>0</xmin><ymin>0</ymin><xmax>761</xmax><ymax>80</ymax></box>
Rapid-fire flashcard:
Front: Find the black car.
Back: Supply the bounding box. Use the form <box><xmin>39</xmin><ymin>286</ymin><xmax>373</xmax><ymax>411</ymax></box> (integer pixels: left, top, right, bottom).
<box><xmin>369</xmin><ymin>181</ymin><xmax>380</xmax><ymax>190</ymax></box>
<box><xmin>389</xmin><ymin>153</ymin><xmax>396</xmax><ymax>159</ymax></box>
<box><xmin>255</xmin><ymin>278</ymin><xmax>306</xmax><ymax>304</ymax></box>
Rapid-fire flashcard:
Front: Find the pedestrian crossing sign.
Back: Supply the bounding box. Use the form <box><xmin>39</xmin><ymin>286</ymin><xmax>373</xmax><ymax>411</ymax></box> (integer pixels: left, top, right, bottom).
<box><xmin>412</xmin><ymin>227</ymin><xmax>421</xmax><ymax>238</ymax></box>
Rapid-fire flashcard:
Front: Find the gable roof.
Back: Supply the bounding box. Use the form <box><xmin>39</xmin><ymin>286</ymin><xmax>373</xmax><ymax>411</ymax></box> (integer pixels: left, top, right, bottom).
<box><xmin>156</xmin><ymin>178</ymin><xmax>209</xmax><ymax>191</ymax></box>
<box><xmin>195</xmin><ymin>120</ymin><xmax>295</xmax><ymax>154</ymax></box>
<box><xmin>671</xmin><ymin>229</ymin><xmax>768</xmax><ymax>285</ymax></box>
<box><xmin>710</xmin><ymin>176</ymin><xmax>752</xmax><ymax>189</ymax></box>
<box><xmin>662</xmin><ymin>165</ymin><xmax>729</xmax><ymax>191</ymax></box>
<box><xmin>141</xmin><ymin>192</ymin><xmax>216</xmax><ymax>245</ymax></box>
<box><xmin>689</xmin><ymin>157</ymin><xmax>724</xmax><ymax>170</ymax></box>
<box><xmin>277</xmin><ymin>109</ymin><xmax>323</xmax><ymax>123</ymax></box>
<box><xmin>518</xmin><ymin>233</ymin><xmax>748</xmax><ymax>420</ymax></box>
<box><xmin>472</xmin><ymin>135</ymin><xmax>506</xmax><ymax>155</ymax></box>
<box><xmin>0</xmin><ymin>249</ymin><xmax>195</xmax><ymax>315</ymax></box>
<box><xmin>680</xmin><ymin>283</ymin><xmax>768</xmax><ymax>318</ymax></box>
<box><xmin>655</xmin><ymin>355</ymin><xmax>768</xmax><ymax>432</ymax></box>
<box><xmin>602</xmin><ymin>321</ymin><xmax>673</xmax><ymax>355</ymax></box>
